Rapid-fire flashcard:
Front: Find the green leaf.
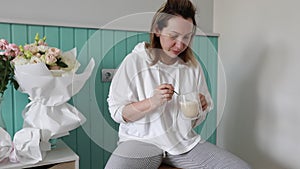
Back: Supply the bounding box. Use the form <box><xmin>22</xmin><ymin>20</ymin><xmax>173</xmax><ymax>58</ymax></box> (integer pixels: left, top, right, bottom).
<box><xmin>56</xmin><ymin>61</ymin><xmax>68</xmax><ymax>68</ymax></box>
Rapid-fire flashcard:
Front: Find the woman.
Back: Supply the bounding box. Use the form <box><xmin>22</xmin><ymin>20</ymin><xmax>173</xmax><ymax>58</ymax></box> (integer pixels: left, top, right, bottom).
<box><xmin>105</xmin><ymin>0</ymin><xmax>251</xmax><ymax>168</ymax></box>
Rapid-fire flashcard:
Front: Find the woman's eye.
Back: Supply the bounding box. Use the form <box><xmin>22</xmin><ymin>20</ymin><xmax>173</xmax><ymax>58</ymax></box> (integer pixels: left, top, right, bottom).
<box><xmin>169</xmin><ymin>35</ymin><xmax>178</xmax><ymax>40</ymax></box>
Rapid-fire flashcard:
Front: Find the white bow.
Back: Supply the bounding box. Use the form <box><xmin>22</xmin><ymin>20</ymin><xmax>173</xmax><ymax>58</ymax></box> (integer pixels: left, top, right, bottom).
<box><xmin>0</xmin><ymin>127</ymin><xmax>50</xmax><ymax>165</ymax></box>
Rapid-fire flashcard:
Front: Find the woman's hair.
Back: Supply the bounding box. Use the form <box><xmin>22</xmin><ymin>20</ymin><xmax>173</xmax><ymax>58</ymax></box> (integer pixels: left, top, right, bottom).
<box><xmin>147</xmin><ymin>0</ymin><xmax>198</xmax><ymax>66</ymax></box>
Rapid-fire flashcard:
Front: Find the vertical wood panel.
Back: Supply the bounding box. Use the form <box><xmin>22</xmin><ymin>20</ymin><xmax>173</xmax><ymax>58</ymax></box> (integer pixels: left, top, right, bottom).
<box><xmin>137</xmin><ymin>32</ymin><xmax>149</xmax><ymax>42</ymax></box>
<box><xmin>199</xmin><ymin>36</ymin><xmax>209</xmax><ymax>140</ymax></box>
<box><xmin>88</xmin><ymin>29</ymin><xmax>103</xmax><ymax>169</ymax></box>
<box><xmin>193</xmin><ymin>36</ymin><xmax>217</xmax><ymax>143</ymax></box>
<box><xmin>44</xmin><ymin>26</ymin><xmax>59</xmax><ymax>47</ymax></box>
<box><xmin>196</xmin><ymin>36</ymin><xmax>218</xmax><ymax>144</ymax></box>
<box><xmin>28</xmin><ymin>25</ymin><xmax>44</xmax><ymax>42</ymax></box>
<box><xmin>199</xmin><ymin>36</ymin><xmax>209</xmax><ymax>66</ymax></box>
<box><xmin>74</xmin><ymin>28</ymin><xmax>92</xmax><ymax>169</ymax></box>
<box><xmin>101</xmin><ymin>29</ymin><xmax>116</xmax><ymax>164</ymax></box>
<box><xmin>114</xmin><ymin>30</ymin><xmax>127</xmax><ymax>67</ymax></box>
<box><xmin>60</xmin><ymin>27</ymin><xmax>74</xmax><ymax>50</ymax></box>
<box><xmin>126</xmin><ymin>32</ymin><xmax>139</xmax><ymax>54</ymax></box>
<box><xmin>192</xmin><ymin>36</ymin><xmax>202</xmax><ymax>134</ymax></box>
<box><xmin>11</xmin><ymin>24</ymin><xmax>29</xmax><ymax>133</ymax></box>
<box><xmin>0</xmin><ymin>23</ymin><xmax>11</xmax><ymax>41</ymax></box>
<box><xmin>206</xmin><ymin>36</ymin><xmax>218</xmax><ymax>144</ymax></box>
<box><xmin>59</xmin><ymin>27</ymin><xmax>78</xmax><ymax>151</ymax></box>
<box><xmin>112</xmin><ymin>30</ymin><xmax>126</xmax><ymax>142</ymax></box>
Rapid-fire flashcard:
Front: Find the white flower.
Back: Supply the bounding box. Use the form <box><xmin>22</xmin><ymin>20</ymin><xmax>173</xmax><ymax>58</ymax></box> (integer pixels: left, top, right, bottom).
<box><xmin>12</xmin><ymin>56</ymin><xmax>29</xmax><ymax>65</ymax></box>
<box><xmin>29</xmin><ymin>56</ymin><xmax>43</xmax><ymax>64</ymax></box>
<box><xmin>37</xmin><ymin>45</ymin><xmax>48</xmax><ymax>53</ymax></box>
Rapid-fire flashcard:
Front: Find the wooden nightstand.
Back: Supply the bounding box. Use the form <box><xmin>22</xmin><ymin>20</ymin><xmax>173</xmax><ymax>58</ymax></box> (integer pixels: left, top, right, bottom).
<box><xmin>0</xmin><ymin>140</ymin><xmax>79</xmax><ymax>169</ymax></box>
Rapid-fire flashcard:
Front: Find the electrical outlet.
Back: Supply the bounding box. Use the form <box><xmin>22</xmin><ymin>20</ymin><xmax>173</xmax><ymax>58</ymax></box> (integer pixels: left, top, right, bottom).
<box><xmin>101</xmin><ymin>69</ymin><xmax>116</xmax><ymax>82</ymax></box>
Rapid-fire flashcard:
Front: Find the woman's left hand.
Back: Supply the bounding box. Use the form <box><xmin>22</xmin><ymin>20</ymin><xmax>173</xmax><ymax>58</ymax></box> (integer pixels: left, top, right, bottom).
<box><xmin>199</xmin><ymin>94</ymin><xmax>208</xmax><ymax>111</ymax></box>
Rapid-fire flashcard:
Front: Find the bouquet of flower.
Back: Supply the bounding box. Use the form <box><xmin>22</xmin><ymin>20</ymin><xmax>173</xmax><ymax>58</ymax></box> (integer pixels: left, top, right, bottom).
<box><xmin>11</xmin><ymin>33</ymin><xmax>95</xmax><ymax>142</ymax></box>
<box><xmin>0</xmin><ymin>33</ymin><xmax>94</xmax><ymax>164</ymax></box>
<box><xmin>0</xmin><ymin>39</ymin><xmax>19</xmax><ymax>97</ymax></box>
<box><xmin>12</xmin><ymin>33</ymin><xmax>80</xmax><ymax>76</ymax></box>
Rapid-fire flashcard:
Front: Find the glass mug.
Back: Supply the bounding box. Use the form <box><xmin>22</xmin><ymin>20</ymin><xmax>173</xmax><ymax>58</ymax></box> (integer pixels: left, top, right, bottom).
<box><xmin>179</xmin><ymin>92</ymin><xmax>203</xmax><ymax>119</ymax></box>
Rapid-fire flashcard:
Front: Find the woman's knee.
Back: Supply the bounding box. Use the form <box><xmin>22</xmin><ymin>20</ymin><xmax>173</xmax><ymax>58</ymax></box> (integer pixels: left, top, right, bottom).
<box><xmin>105</xmin><ymin>153</ymin><xmax>162</xmax><ymax>169</ymax></box>
<box><xmin>105</xmin><ymin>140</ymin><xmax>163</xmax><ymax>169</ymax></box>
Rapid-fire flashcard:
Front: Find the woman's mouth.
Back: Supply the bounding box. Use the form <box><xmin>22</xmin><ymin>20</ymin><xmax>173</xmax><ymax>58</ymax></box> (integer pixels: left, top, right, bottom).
<box><xmin>171</xmin><ymin>50</ymin><xmax>181</xmax><ymax>55</ymax></box>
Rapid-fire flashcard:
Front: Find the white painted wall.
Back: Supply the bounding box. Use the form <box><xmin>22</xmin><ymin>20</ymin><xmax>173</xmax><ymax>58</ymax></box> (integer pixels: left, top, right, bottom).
<box><xmin>0</xmin><ymin>0</ymin><xmax>161</xmax><ymax>29</ymax></box>
<box><xmin>0</xmin><ymin>0</ymin><xmax>214</xmax><ymax>33</ymax></box>
<box><xmin>214</xmin><ymin>0</ymin><xmax>300</xmax><ymax>168</ymax></box>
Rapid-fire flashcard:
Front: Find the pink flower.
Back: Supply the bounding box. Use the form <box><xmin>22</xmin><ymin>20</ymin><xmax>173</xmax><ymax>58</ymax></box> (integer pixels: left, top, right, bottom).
<box><xmin>23</xmin><ymin>44</ymin><xmax>30</xmax><ymax>50</ymax></box>
<box><xmin>0</xmin><ymin>39</ymin><xmax>9</xmax><ymax>50</ymax></box>
<box><xmin>24</xmin><ymin>44</ymin><xmax>38</xmax><ymax>54</ymax></box>
<box><xmin>47</xmin><ymin>48</ymin><xmax>61</xmax><ymax>58</ymax></box>
<box><xmin>45</xmin><ymin>53</ymin><xmax>57</xmax><ymax>65</ymax></box>
<box><xmin>5</xmin><ymin>43</ymin><xmax>20</xmax><ymax>58</ymax></box>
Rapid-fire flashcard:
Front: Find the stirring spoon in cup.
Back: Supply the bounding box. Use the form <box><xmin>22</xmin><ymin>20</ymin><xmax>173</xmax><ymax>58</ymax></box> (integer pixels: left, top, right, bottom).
<box><xmin>172</xmin><ymin>90</ymin><xmax>180</xmax><ymax>95</ymax></box>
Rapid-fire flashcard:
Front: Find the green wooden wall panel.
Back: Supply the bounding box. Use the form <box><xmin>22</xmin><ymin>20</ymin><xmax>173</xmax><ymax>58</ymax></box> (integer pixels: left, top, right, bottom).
<box><xmin>137</xmin><ymin>32</ymin><xmax>149</xmax><ymax>42</ymax></box>
<box><xmin>114</xmin><ymin>30</ymin><xmax>127</xmax><ymax>67</ymax></box>
<box><xmin>204</xmin><ymin>36</ymin><xmax>218</xmax><ymax>144</ymax></box>
<box><xmin>126</xmin><ymin>31</ymin><xmax>139</xmax><ymax>53</ymax></box>
<box><xmin>207</xmin><ymin>36</ymin><xmax>218</xmax><ymax>144</ymax></box>
<box><xmin>199</xmin><ymin>36</ymin><xmax>209</xmax><ymax>66</ymax></box>
<box><xmin>192</xmin><ymin>36</ymin><xmax>203</xmax><ymax>134</ymax></box>
<box><xmin>11</xmin><ymin>24</ymin><xmax>29</xmax><ymax>133</ymax></box>
<box><xmin>60</xmin><ymin>27</ymin><xmax>74</xmax><ymax>50</ymax></box>
<box><xmin>0</xmin><ymin>22</ymin><xmax>218</xmax><ymax>168</ymax></box>
<box><xmin>91</xmin><ymin>29</ymin><xmax>106</xmax><ymax>169</ymax></box>
<box><xmin>101</xmin><ymin>29</ymin><xmax>116</xmax><ymax>163</ymax></box>
<box><xmin>199</xmin><ymin>36</ymin><xmax>210</xmax><ymax>141</ymax></box>
<box><xmin>60</xmin><ymin>27</ymin><xmax>79</xmax><ymax>152</ymax></box>
<box><xmin>28</xmin><ymin>25</ymin><xmax>44</xmax><ymax>42</ymax></box>
<box><xmin>192</xmin><ymin>35</ymin><xmax>218</xmax><ymax>144</ymax></box>
<box><xmin>75</xmin><ymin>28</ymin><xmax>92</xmax><ymax>169</ymax></box>
<box><xmin>0</xmin><ymin>23</ymin><xmax>11</xmax><ymax>41</ymax></box>
<box><xmin>44</xmin><ymin>26</ymin><xmax>59</xmax><ymax>47</ymax></box>
<box><xmin>112</xmin><ymin>30</ymin><xmax>126</xmax><ymax>141</ymax></box>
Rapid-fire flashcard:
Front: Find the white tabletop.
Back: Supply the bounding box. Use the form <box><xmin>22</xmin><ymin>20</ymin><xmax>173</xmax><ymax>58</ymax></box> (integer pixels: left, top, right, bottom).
<box><xmin>0</xmin><ymin>140</ymin><xmax>79</xmax><ymax>169</ymax></box>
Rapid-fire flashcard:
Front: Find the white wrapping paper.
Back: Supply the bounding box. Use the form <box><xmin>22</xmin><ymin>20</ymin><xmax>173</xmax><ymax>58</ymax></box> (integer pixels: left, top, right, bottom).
<box><xmin>14</xmin><ymin>56</ymin><xmax>95</xmax><ymax>141</ymax></box>
<box><xmin>0</xmin><ymin>127</ymin><xmax>49</xmax><ymax>164</ymax></box>
<box><xmin>0</xmin><ymin>127</ymin><xmax>12</xmax><ymax>162</ymax></box>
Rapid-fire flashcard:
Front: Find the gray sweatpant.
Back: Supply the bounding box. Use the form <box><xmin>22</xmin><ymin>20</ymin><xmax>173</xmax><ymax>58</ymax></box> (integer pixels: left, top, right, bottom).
<box><xmin>104</xmin><ymin>140</ymin><xmax>251</xmax><ymax>169</ymax></box>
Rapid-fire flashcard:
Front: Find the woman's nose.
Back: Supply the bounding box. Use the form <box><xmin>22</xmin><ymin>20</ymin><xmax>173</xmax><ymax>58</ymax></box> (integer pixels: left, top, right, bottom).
<box><xmin>175</xmin><ymin>40</ymin><xmax>184</xmax><ymax>50</ymax></box>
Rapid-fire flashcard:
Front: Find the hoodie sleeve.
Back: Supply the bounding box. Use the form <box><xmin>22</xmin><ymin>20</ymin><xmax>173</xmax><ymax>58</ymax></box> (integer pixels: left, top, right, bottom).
<box><xmin>107</xmin><ymin>53</ymin><xmax>139</xmax><ymax>124</ymax></box>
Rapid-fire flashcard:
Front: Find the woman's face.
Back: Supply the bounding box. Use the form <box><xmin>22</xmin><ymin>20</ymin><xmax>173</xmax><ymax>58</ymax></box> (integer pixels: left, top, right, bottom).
<box><xmin>157</xmin><ymin>16</ymin><xmax>194</xmax><ymax>59</ymax></box>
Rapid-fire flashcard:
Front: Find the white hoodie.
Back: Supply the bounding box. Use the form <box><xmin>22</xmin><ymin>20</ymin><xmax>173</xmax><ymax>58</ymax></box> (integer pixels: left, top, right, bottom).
<box><xmin>107</xmin><ymin>42</ymin><xmax>213</xmax><ymax>155</ymax></box>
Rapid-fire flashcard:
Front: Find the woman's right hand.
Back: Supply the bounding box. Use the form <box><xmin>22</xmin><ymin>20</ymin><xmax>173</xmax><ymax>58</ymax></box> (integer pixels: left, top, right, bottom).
<box><xmin>122</xmin><ymin>84</ymin><xmax>175</xmax><ymax>122</ymax></box>
<box><xmin>149</xmin><ymin>84</ymin><xmax>175</xmax><ymax>108</ymax></box>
